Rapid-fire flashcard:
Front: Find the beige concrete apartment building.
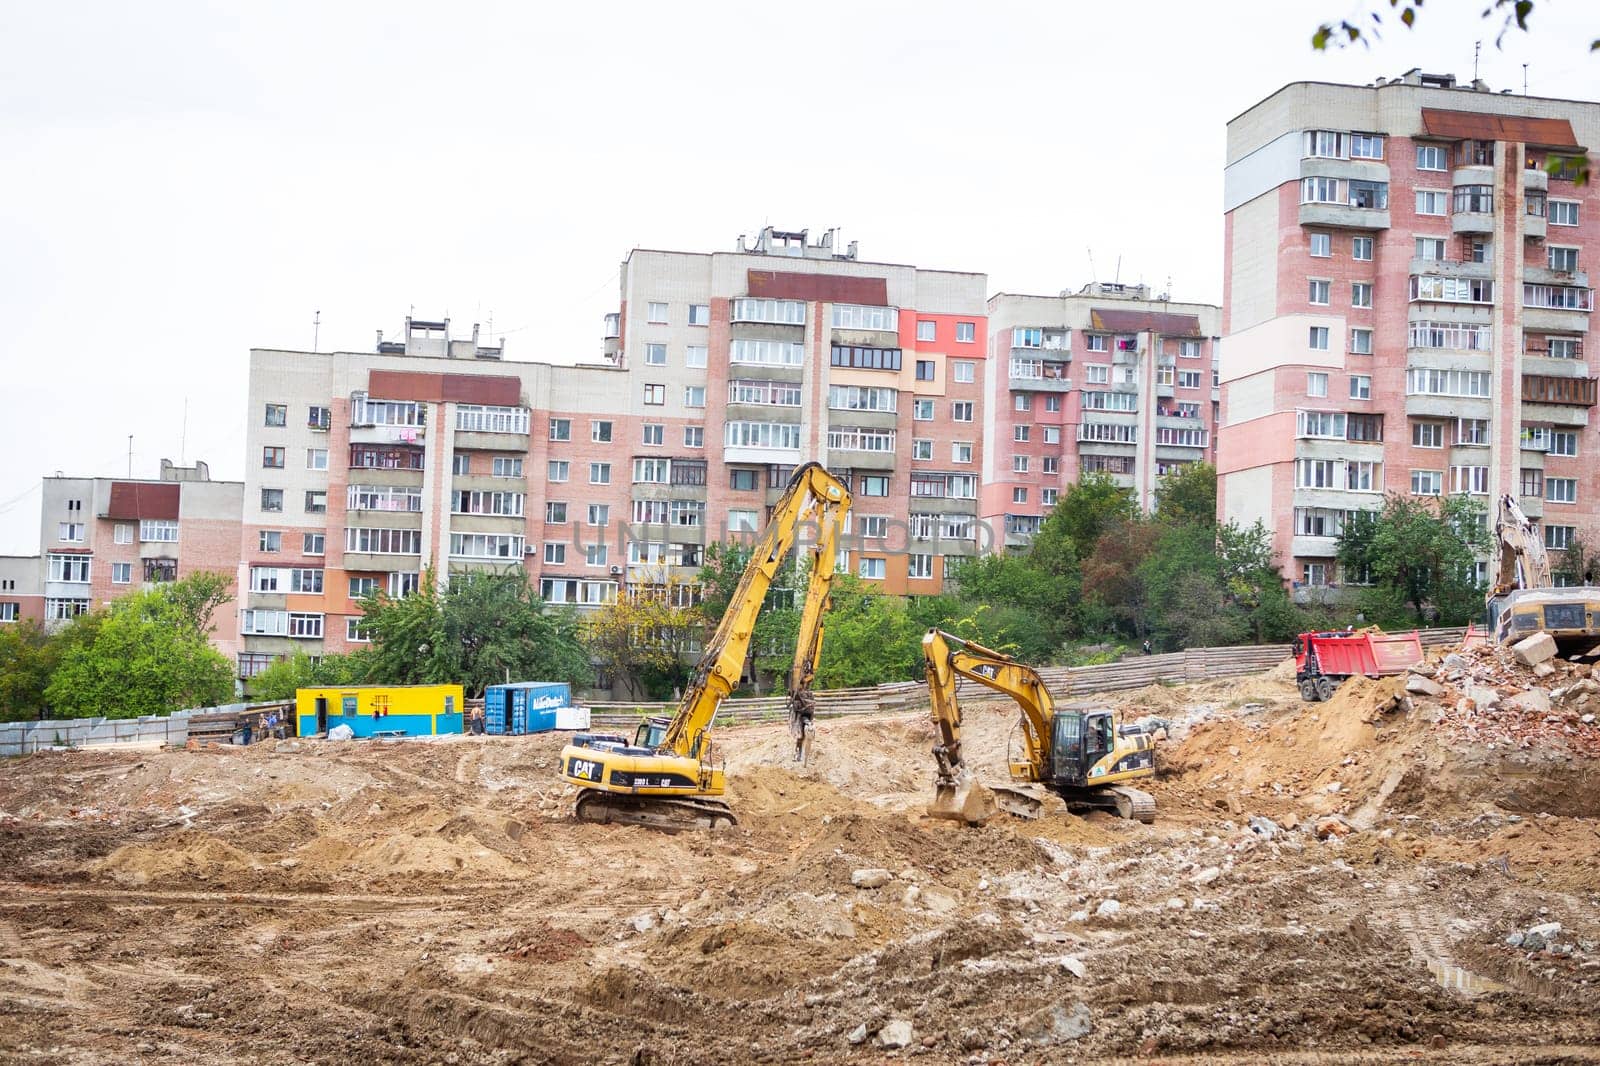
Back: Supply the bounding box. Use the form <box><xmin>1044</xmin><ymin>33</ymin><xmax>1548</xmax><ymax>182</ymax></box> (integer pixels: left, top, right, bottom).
<box><xmin>1219</xmin><ymin>71</ymin><xmax>1600</xmax><ymax>600</ymax></box>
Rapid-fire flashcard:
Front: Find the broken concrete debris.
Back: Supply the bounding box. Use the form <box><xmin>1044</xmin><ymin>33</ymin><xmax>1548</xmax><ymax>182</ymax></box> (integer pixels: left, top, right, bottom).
<box><xmin>1511</xmin><ymin>631</ymin><xmax>1557</xmax><ymax>667</ymax></box>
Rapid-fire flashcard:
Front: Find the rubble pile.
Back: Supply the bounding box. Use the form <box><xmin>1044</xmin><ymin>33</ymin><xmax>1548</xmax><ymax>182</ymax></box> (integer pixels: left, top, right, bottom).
<box><xmin>1407</xmin><ymin>635</ymin><xmax>1600</xmax><ymax>758</ymax></box>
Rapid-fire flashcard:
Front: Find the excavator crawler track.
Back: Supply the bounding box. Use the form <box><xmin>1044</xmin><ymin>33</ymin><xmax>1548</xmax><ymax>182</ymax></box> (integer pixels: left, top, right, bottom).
<box><xmin>1061</xmin><ymin>785</ymin><xmax>1157</xmax><ymax>824</ymax></box>
<box><xmin>573</xmin><ymin>790</ymin><xmax>736</xmax><ymax>833</ymax></box>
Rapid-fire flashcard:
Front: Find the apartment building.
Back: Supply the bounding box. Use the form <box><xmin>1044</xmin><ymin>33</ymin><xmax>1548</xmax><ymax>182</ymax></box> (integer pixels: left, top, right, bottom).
<box><xmin>1219</xmin><ymin>71</ymin><xmax>1600</xmax><ymax>598</ymax></box>
<box><xmin>0</xmin><ymin>460</ymin><xmax>244</xmax><ymax>655</ymax></box>
<box><xmin>237</xmin><ymin>229</ymin><xmax>991</xmax><ymax>676</ymax></box>
<box><xmin>984</xmin><ymin>284</ymin><xmax>1221</xmax><ymax>545</ymax></box>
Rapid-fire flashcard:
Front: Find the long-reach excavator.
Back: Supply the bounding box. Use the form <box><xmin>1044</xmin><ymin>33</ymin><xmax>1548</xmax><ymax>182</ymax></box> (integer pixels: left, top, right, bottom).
<box><xmin>1487</xmin><ymin>493</ymin><xmax>1600</xmax><ymax>645</ymax></box>
<box><xmin>922</xmin><ymin>629</ymin><xmax>1157</xmax><ymax>825</ymax></box>
<box><xmin>557</xmin><ymin>462</ymin><xmax>850</xmax><ymax>830</ymax></box>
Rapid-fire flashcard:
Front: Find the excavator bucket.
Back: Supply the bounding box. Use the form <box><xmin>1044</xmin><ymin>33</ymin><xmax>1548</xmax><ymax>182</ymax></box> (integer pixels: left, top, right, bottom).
<box><xmin>926</xmin><ymin>771</ymin><xmax>999</xmax><ymax>825</ymax></box>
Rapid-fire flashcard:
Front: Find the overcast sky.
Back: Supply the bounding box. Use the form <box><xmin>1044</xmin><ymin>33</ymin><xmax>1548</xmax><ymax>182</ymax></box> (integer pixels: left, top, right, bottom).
<box><xmin>1</xmin><ymin>0</ymin><xmax>1595</xmax><ymax>553</ymax></box>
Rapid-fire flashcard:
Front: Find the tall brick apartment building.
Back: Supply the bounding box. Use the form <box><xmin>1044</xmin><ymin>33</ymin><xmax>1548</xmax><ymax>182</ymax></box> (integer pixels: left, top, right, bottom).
<box><xmin>984</xmin><ymin>284</ymin><xmax>1221</xmax><ymax>543</ymax></box>
<box><xmin>1219</xmin><ymin>71</ymin><xmax>1599</xmax><ymax>600</ymax></box>
<box><xmin>236</xmin><ymin>230</ymin><xmax>998</xmax><ymax>674</ymax></box>
<box><xmin>0</xmin><ymin>461</ymin><xmax>244</xmax><ymax>656</ymax></box>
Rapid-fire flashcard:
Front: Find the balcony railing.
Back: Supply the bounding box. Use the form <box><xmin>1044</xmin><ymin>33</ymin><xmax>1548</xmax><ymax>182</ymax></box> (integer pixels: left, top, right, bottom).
<box><xmin>1008</xmin><ymin>358</ymin><xmax>1071</xmax><ymax>381</ymax></box>
<box><xmin>1523</xmin><ymin>375</ymin><xmax>1598</xmax><ymax>407</ymax></box>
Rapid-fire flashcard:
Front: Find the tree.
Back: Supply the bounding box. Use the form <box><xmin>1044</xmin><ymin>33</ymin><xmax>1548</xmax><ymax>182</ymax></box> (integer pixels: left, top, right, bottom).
<box><xmin>1153</xmin><ymin>462</ymin><xmax>1218</xmax><ymax>527</ymax></box>
<box><xmin>814</xmin><ymin>574</ymin><xmax>923</xmax><ymax>687</ymax></box>
<box><xmin>355</xmin><ymin>568</ymin><xmax>592</xmax><ymax>695</ymax></box>
<box><xmin>1552</xmin><ymin>528</ymin><xmax>1600</xmax><ymax>585</ymax></box>
<box><xmin>1034</xmin><ymin>473</ymin><xmax>1136</xmax><ymax>569</ymax></box>
<box><xmin>46</xmin><ymin>584</ymin><xmax>235</xmax><ymax>719</ymax></box>
<box><xmin>582</xmin><ymin>574</ymin><xmax>701</xmax><ymax>699</ymax></box>
<box><xmin>247</xmin><ymin>649</ymin><xmax>372</xmax><ymax>700</ymax></box>
<box><xmin>0</xmin><ymin>621</ymin><xmax>59</xmax><ymax>722</ymax></box>
<box><xmin>944</xmin><ymin>553</ymin><xmax>1079</xmax><ymax>659</ymax></box>
<box><xmin>166</xmin><ymin>570</ymin><xmax>234</xmax><ymax>639</ymax></box>
<box><xmin>1337</xmin><ymin>494</ymin><xmax>1491</xmax><ymax>626</ymax></box>
<box><xmin>1080</xmin><ymin>519</ymin><xmax>1162</xmax><ymax>640</ymax></box>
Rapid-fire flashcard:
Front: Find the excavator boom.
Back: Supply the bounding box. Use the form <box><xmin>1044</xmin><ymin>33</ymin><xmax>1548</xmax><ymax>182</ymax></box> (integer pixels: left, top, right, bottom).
<box><xmin>1487</xmin><ymin>493</ymin><xmax>1600</xmax><ymax>645</ymax></box>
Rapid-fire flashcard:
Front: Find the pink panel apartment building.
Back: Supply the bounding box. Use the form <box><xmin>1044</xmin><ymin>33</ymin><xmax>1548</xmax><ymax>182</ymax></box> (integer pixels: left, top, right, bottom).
<box><xmin>1218</xmin><ymin>70</ymin><xmax>1600</xmax><ymax>601</ymax></box>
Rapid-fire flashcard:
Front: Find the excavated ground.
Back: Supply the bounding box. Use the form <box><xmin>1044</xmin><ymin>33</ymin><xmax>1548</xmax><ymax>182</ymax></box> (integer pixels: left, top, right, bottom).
<box><xmin>2</xmin><ymin>662</ymin><xmax>1599</xmax><ymax>1065</ymax></box>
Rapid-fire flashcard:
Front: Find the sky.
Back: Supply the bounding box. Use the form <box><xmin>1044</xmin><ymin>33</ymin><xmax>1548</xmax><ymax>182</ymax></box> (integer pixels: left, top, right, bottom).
<box><xmin>1</xmin><ymin>0</ymin><xmax>1596</xmax><ymax>553</ymax></box>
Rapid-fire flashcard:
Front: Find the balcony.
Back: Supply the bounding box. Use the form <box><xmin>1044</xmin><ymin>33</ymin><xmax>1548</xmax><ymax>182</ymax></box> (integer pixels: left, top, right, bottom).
<box><xmin>1008</xmin><ymin>358</ymin><xmax>1072</xmax><ymax>391</ymax></box>
<box><xmin>1292</xmin><ymin>535</ymin><xmax>1340</xmax><ymax>559</ymax></box>
<box><xmin>1451</xmin><ymin>185</ymin><xmax>1494</xmax><ymax>235</ymax></box>
<box><xmin>350</xmin><ymin>423</ymin><xmax>426</xmax><ymax>447</ymax></box>
<box><xmin>1525</xmin><ymin>167</ymin><xmax>1550</xmax><ymax>193</ymax></box>
<box><xmin>1523</xmin><ymin>374</ymin><xmax>1598</xmax><ymax>407</ymax></box>
<box><xmin>1525</xmin><ymin>266</ymin><xmax>1590</xmax><ymax>289</ymax></box>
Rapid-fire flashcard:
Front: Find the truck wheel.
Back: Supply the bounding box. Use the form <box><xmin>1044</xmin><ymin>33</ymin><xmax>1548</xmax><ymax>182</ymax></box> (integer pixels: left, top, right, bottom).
<box><xmin>1298</xmin><ymin>680</ymin><xmax>1318</xmax><ymax>701</ymax></box>
<box><xmin>1313</xmin><ymin>677</ymin><xmax>1335</xmax><ymax>702</ymax></box>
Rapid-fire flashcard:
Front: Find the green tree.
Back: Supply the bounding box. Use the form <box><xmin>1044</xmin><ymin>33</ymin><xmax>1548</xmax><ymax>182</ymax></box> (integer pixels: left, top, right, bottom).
<box><xmin>1080</xmin><ymin>518</ymin><xmax>1161</xmax><ymax>640</ymax></box>
<box><xmin>815</xmin><ymin>574</ymin><xmax>923</xmax><ymax>687</ymax></box>
<box><xmin>943</xmin><ymin>553</ymin><xmax>1078</xmax><ymax>660</ymax></box>
<box><xmin>1034</xmin><ymin>473</ymin><xmax>1136</xmax><ymax>568</ymax></box>
<box><xmin>582</xmin><ymin>575</ymin><xmax>700</xmax><ymax>699</ymax></box>
<box><xmin>0</xmin><ymin>621</ymin><xmax>60</xmax><ymax>722</ymax></box>
<box><xmin>1152</xmin><ymin>462</ymin><xmax>1218</xmax><ymax>527</ymax></box>
<box><xmin>46</xmin><ymin>583</ymin><xmax>235</xmax><ymax>719</ymax></box>
<box><xmin>166</xmin><ymin>570</ymin><xmax>234</xmax><ymax>638</ymax></box>
<box><xmin>247</xmin><ymin>649</ymin><xmax>373</xmax><ymax>700</ymax></box>
<box><xmin>1337</xmin><ymin>494</ymin><xmax>1491</xmax><ymax>626</ymax></box>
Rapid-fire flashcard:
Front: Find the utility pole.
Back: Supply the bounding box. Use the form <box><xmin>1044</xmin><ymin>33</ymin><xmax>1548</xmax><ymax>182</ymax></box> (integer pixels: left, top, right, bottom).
<box><xmin>312</xmin><ymin>309</ymin><xmax>321</xmax><ymax>353</ymax></box>
<box><xmin>127</xmin><ymin>435</ymin><xmax>133</xmax><ymax>477</ymax></box>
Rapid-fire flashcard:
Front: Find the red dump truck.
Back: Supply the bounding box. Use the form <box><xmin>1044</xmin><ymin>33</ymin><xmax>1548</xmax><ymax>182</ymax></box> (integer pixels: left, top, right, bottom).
<box><xmin>1292</xmin><ymin>628</ymin><xmax>1425</xmax><ymax>702</ymax></box>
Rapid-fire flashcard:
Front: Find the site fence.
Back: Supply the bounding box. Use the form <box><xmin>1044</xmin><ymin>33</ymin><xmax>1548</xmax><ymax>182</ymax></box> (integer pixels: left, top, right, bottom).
<box><xmin>5</xmin><ymin>626</ymin><xmax>1473</xmax><ymax>753</ymax></box>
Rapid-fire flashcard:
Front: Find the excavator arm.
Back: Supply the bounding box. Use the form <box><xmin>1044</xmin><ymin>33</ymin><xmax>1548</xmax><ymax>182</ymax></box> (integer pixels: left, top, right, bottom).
<box><xmin>662</xmin><ymin>462</ymin><xmax>850</xmax><ymax>763</ymax></box>
<box><xmin>785</xmin><ymin>490</ymin><xmax>848</xmax><ymax>760</ymax></box>
<box><xmin>1493</xmin><ymin>493</ymin><xmax>1551</xmax><ymax>596</ymax></box>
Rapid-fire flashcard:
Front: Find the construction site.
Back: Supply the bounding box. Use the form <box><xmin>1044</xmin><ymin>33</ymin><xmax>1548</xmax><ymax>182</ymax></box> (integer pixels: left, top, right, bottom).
<box><xmin>3</xmin><ymin>631</ymin><xmax>1599</xmax><ymax>1065</ymax></box>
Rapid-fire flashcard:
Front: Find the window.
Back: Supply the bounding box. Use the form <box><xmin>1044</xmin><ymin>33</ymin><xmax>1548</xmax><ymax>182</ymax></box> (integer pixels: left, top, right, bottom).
<box><xmin>1547</xmin><ymin>525</ymin><xmax>1575</xmax><ymax>550</ymax></box>
<box><xmin>1405</xmin><ymin>368</ymin><xmax>1491</xmax><ymax>397</ymax></box>
<box><xmin>735</xmin><ymin>339</ymin><xmax>806</xmax><ymax>366</ymax></box>
<box><xmin>1013</xmin><ymin>426</ymin><xmax>1031</xmax><ymax>443</ymax></box>
<box><xmin>303</xmin><ymin>533</ymin><xmax>324</xmax><ymax>555</ymax></box>
<box><xmin>548</xmin><ymin>461</ymin><xmax>569</xmax><ymax>482</ymax></box>
<box><xmin>0</xmin><ymin>602</ymin><xmax>18</xmax><ymax>622</ymax></box>
<box><xmin>1346</xmin><ymin>461</ymin><xmax>1380</xmax><ymax>491</ymax></box>
<box><xmin>915</xmin><ymin>359</ymin><xmax>935</xmax><ymax>381</ymax></box>
<box><xmin>831</xmin><ymin>304</ymin><xmax>898</xmax><ymax>331</ymax></box>
<box><xmin>588</xmin><ymin>503</ymin><xmax>610</xmax><ymax>526</ymax></box>
<box><xmin>1307</xmin><ymin>372</ymin><xmax>1328</xmax><ymax>397</ymax></box>
<box><xmin>857</xmin><ymin>557</ymin><xmax>886</xmax><ymax>580</ymax></box>
<box><xmin>1521</xmin><ymin>468</ymin><xmax>1546</xmax><ymax>498</ymax></box>
<box><xmin>731</xmin><ymin>297</ymin><xmax>806</xmax><ymax>325</ymax></box>
<box><xmin>912</xmin><ymin>439</ymin><xmax>933</xmax><ymax>460</ymax></box>
<box><xmin>1012</xmin><ymin>487</ymin><xmax>1028</xmax><ymax>504</ymax></box>
<box><xmin>1412</xmin><ymin>422</ymin><xmax>1444</xmax><ymax>448</ymax></box>
<box><xmin>1014</xmin><ymin>393</ymin><xmax>1032</xmax><ymax>412</ymax></box>
<box><xmin>1043</xmin><ymin>457</ymin><xmax>1059</xmax><ymax>475</ymax></box>
<box><xmin>47</xmin><ymin>554</ymin><xmax>90</xmax><ymax>583</ymax></box>
<box><xmin>857</xmin><ymin>516</ymin><xmax>889</xmax><ymax>540</ymax></box>
<box><xmin>641</xmin><ymin>423</ymin><xmax>664</xmax><ymax>446</ymax></box>
<box><xmin>585</xmin><ymin>544</ymin><xmax>608</xmax><ymax>567</ymax></box>
<box><xmin>1086</xmin><ymin>334</ymin><xmax>1108</xmax><ymax>352</ymax></box>
<box><xmin>1456</xmin><ymin>419</ymin><xmax>1489</xmax><ymax>446</ymax></box>
<box><xmin>45</xmin><ymin>598</ymin><xmax>89</xmax><ymax>621</ymax></box>
<box><xmin>1045</xmin><ymin>394</ymin><xmax>1062</xmax><ymax>412</ymax></box>
<box><xmin>728</xmin><ymin>510</ymin><xmax>760</xmax><ymax>533</ymax></box>
<box><xmin>546</xmin><ymin>501</ymin><xmax>568</xmax><ymax>524</ymax></box>
<box><xmin>259</xmin><ymin>530</ymin><xmax>281</xmax><ymax>552</ymax></box>
<box><xmin>346</xmin><ymin>618</ymin><xmax>372</xmax><ymax>643</ymax></box>
<box><xmin>1524</xmin><ymin>284</ymin><xmax>1593</xmax><ymax>310</ymax></box>
<box><xmin>858</xmin><ymin>476</ymin><xmax>890</xmax><ymax>497</ymax></box>
<box><xmin>350</xmin><ymin>393</ymin><xmax>425</xmax><ymax>428</ymax></box>
<box><xmin>1411</xmin><ymin>275</ymin><xmax>1494</xmax><ymax>303</ymax></box>
<box><xmin>307</xmin><ymin>448</ymin><xmax>328</xmax><ymax>471</ymax></box>
<box><xmin>492</xmin><ymin>456</ymin><xmax>523</xmax><ymax>478</ymax></box>
<box><xmin>592</xmin><ymin>420</ymin><xmax>614</xmax><ymax>443</ymax></box>
<box><xmin>1414</xmin><ymin>237</ymin><xmax>1447</xmax><ymax>261</ymax></box>
<box><xmin>1549</xmin><ymin>246</ymin><xmax>1580</xmax><ymax>272</ymax></box>
<box><xmin>908</xmin><ymin>554</ymin><xmax>934</xmax><ymax>580</ymax></box>
<box><xmin>308</xmin><ymin>405</ymin><xmax>331</xmax><ymax>430</ymax></box>
<box><xmin>1351</xmin><ymin>283</ymin><xmax>1372</xmax><ymax>308</ymax></box>
<box><xmin>1416</xmin><ymin>190</ymin><xmax>1448</xmax><ymax>216</ymax></box>
<box><xmin>1348</xmin><ymin>180</ymin><xmax>1387</xmax><ymax>209</ymax></box>
<box><xmin>1349</xmin><ymin>375</ymin><xmax>1372</xmax><ymax>400</ymax></box>
<box><xmin>829</xmin><ymin>385</ymin><xmax>897</xmax><ymax>413</ymax></box>
<box><xmin>1550</xmin><ymin>200</ymin><xmax>1580</xmax><ymax>226</ymax></box>
<box><xmin>952</xmin><ymin>401</ymin><xmax>974</xmax><ymax>422</ymax></box>
<box><xmin>1547</xmin><ymin>337</ymin><xmax>1581</xmax><ymax>360</ymax></box>
<box><xmin>685</xmin><ymin>345</ymin><xmax>707</xmax><ymax>368</ymax></box>
<box><xmin>345</xmin><ymin>528</ymin><xmax>422</xmax><ymax>555</ymax></box>
<box><xmin>1309</xmin><ymin>327</ymin><xmax>1329</xmax><ymax>351</ymax></box>
<box><xmin>452</xmin><ymin>452</ymin><xmax>471</xmax><ymax>475</ymax></box>
<box><xmin>1156</xmin><ymin>365</ymin><xmax>1175</xmax><ymax>387</ymax></box>
<box><xmin>1410</xmin><ymin>470</ymin><xmax>1443</xmax><ymax>496</ymax></box>
<box><xmin>1469</xmin><ymin>239</ymin><xmax>1490</xmax><ymax>263</ymax></box>
<box><xmin>1547</xmin><ymin>477</ymin><xmax>1577</xmax><ymax>504</ymax></box>
<box><xmin>261</xmin><ymin>489</ymin><xmax>283</xmax><ymax>512</ymax></box>
<box><xmin>643</xmin><ymin>384</ymin><xmax>665</xmax><ymax>405</ymax></box>
<box><xmin>633</xmin><ymin>500</ymin><xmax>669</xmax><ymax>524</ymax></box>
<box><xmin>729</xmin><ymin>468</ymin><xmax>759</xmax><ymax>491</ymax></box>
<box><xmin>1352</xmin><ymin>237</ymin><xmax>1373</xmax><ymax>261</ymax></box>
<box><xmin>1085</xmin><ymin>364</ymin><xmax>1110</xmax><ymax>385</ymax></box>
<box><xmin>951</xmin><ymin>442</ymin><xmax>973</xmax><ymax>464</ymax></box>
<box><xmin>1453</xmin><ymin>185</ymin><xmax>1493</xmax><ymax>214</ymax></box>
<box><xmin>1043</xmin><ymin>426</ymin><xmax>1061</xmax><ymax>445</ymax></box>
<box><xmin>549</xmin><ymin>418</ymin><xmax>572</xmax><ymax>441</ymax></box>
<box><xmin>55</xmin><ymin>522</ymin><xmax>83</xmax><ymax>543</ymax></box>
<box><xmin>1295</xmin><ymin>459</ymin><xmax>1336</xmax><ymax>488</ymax></box>
<box><xmin>1309</xmin><ymin>232</ymin><xmax>1331</xmax><ymax>258</ymax></box>
<box><xmin>1350</xmin><ymin>132</ymin><xmax>1383</xmax><ymax>159</ymax></box>
<box><xmin>1301</xmin><ymin>563</ymin><xmax>1329</xmax><ymax>587</ymax></box>
<box><xmin>456</xmin><ymin>405</ymin><xmax>529</xmax><ymax>433</ymax></box>
<box><xmin>684</xmin><ymin>426</ymin><xmax>704</xmax><ymax>448</ymax></box>
<box><xmin>916</xmin><ymin>321</ymin><xmax>936</xmax><ymax>342</ymax></box>
<box><xmin>645</xmin><ymin>343</ymin><xmax>667</xmax><ymax>366</ymax></box>
<box><xmin>1416</xmin><ymin>144</ymin><xmax>1447</xmax><ymax>171</ymax></box>
<box><xmin>1304</xmin><ymin>129</ymin><xmax>1345</xmax><ymax>158</ymax></box>
<box><xmin>544</xmin><ymin>542</ymin><xmax>566</xmax><ymax>564</ymax></box>
<box><xmin>951</xmin><ymin>360</ymin><xmax>975</xmax><ymax>383</ymax></box>
<box><xmin>1449</xmin><ymin>465</ymin><xmax>1489</xmax><ymax>495</ymax></box>
<box><xmin>1296</xmin><ymin>411</ymin><xmax>1346</xmax><ymax>439</ymax></box>
<box><xmin>1351</xmin><ymin>328</ymin><xmax>1373</xmax><ymax>355</ymax></box>
<box><xmin>588</xmin><ymin>463</ymin><xmax>612</xmax><ymax>485</ymax></box>
<box><xmin>688</xmin><ymin>304</ymin><xmax>709</xmax><ymax>326</ymax></box>
<box><xmin>1302</xmin><ymin>177</ymin><xmax>1340</xmax><ymax>203</ymax></box>
<box><xmin>1550</xmin><ymin>431</ymin><xmax>1578</xmax><ymax>457</ymax></box>
<box><xmin>829</xmin><ymin>427</ymin><xmax>897</xmax><ymax>452</ymax></box>
<box><xmin>304</xmin><ymin>490</ymin><xmax>327</xmax><ymax>514</ymax></box>
<box><xmin>264</xmin><ymin>404</ymin><xmax>287</xmax><ymax>427</ymax></box>
<box><xmin>956</xmin><ymin>322</ymin><xmax>975</xmax><ymax>343</ymax></box>
<box><xmin>1083</xmin><ymin>390</ymin><xmax>1137</xmax><ymax>411</ymax></box>
<box><xmin>647</xmin><ymin>301</ymin><xmax>668</xmax><ymax>324</ymax></box>
<box><xmin>632</xmin><ymin>458</ymin><xmax>670</xmax><ymax>483</ymax></box>
<box><xmin>1308</xmin><ymin>279</ymin><xmax>1330</xmax><ymax>304</ymax></box>
<box><xmin>262</xmin><ymin>446</ymin><xmax>285</xmax><ymax>468</ymax></box>
<box><xmin>112</xmin><ymin>523</ymin><xmax>132</xmax><ymax>544</ymax></box>
<box><xmin>725</xmin><ymin>421</ymin><xmax>801</xmax><ymax>450</ymax></box>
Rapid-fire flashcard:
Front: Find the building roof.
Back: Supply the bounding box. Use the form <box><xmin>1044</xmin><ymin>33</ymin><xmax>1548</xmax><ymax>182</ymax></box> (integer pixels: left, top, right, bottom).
<box><xmin>367</xmin><ymin>369</ymin><xmax>522</xmax><ymax>406</ymax></box>
<box><xmin>1420</xmin><ymin>108</ymin><xmax>1582</xmax><ymax>149</ymax></box>
<box><xmin>747</xmin><ymin>269</ymin><xmax>889</xmax><ymax>306</ymax></box>
<box><xmin>1089</xmin><ymin>308</ymin><xmax>1204</xmax><ymax>336</ymax></box>
<box><xmin>105</xmin><ymin>481</ymin><xmax>180</xmax><ymax>520</ymax></box>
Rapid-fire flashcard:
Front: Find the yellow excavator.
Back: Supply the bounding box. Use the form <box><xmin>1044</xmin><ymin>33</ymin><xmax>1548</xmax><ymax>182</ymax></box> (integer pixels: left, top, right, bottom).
<box><xmin>557</xmin><ymin>462</ymin><xmax>850</xmax><ymax>830</ymax></box>
<box><xmin>922</xmin><ymin>629</ymin><xmax>1158</xmax><ymax>825</ymax></box>
<box><xmin>1487</xmin><ymin>493</ymin><xmax>1600</xmax><ymax>645</ymax></box>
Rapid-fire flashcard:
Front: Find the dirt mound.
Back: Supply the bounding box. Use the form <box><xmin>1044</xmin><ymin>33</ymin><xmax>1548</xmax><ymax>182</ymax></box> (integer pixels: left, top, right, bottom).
<box><xmin>100</xmin><ymin>831</ymin><xmax>261</xmax><ymax>885</ymax></box>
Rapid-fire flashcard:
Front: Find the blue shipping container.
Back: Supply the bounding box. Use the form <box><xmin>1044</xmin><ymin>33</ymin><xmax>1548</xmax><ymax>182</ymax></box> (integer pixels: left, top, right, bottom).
<box><xmin>483</xmin><ymin>682</ymin><xmax>571</xmax><ymax>735</ymax></box>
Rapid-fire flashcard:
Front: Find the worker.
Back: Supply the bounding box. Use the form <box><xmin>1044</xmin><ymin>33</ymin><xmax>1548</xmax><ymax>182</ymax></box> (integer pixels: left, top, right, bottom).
<box><xmin>1141</xmin><ymin>639</ymin><xmax>1152</xmax><ymax>655</ymax></box>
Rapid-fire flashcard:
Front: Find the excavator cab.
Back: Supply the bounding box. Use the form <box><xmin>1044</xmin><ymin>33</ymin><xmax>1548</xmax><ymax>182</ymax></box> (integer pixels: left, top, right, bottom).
<box><xmin>1049</xmin><ymin>711</ymin><xmax>1084</xmax><ymax>784</ymax></box>
<box><xmin>634</xmin><ymin>717</ymin><xmax>670</xmax><ymax>750</ymax></box>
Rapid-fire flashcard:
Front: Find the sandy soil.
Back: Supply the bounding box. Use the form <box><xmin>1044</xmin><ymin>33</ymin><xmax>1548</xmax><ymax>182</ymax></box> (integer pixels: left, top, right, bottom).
<box><xmin>2</xmin><ymin>665</ymin><xmax>1598</xmax><ymax>1065</ymax></box>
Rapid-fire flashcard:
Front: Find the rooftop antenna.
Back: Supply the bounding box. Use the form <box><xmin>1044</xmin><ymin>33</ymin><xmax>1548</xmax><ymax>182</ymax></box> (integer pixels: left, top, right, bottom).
<box><xmin>1114</xmin><ymin>256</ymin><xmax>1122</xmax><ymax>284</ymax></box>
<box><xmin>1523</xmin><ymin>63</ymin><xmax>1529</xmax><ymax>94</ymax></box>
<box><xmin>312</xmin><ymin>309</ymin><xmax>321</xmax><ymax>353</ymax></box>
<box><xmin>1086</xmin><ymin>248</ymin><xmax>1097</xmax><ymax>285</ymax></box>
<box><xmin>127</xmin><ymin>435</ymin><xmax>133</xmax><ymax>478</ymax></box>
<box><xmin>1473</xmin><ymin>40</ymin><xmax>1481</xmax><ymax>82</ymax></box>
